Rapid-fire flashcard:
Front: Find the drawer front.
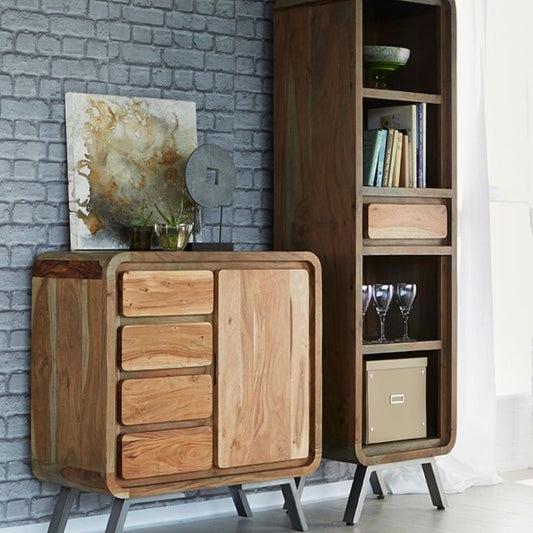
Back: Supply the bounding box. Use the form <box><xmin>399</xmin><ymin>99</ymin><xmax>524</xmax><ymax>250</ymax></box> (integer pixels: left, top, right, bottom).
<box><xmin>120</xmin><ymin>427</ymin><xmax>212</xmax><ymax>480</ymax></box>
<box><xmin>120</xmin><ymin>375</ymin><xmax>212</xmax><ymax>426</ymax></box>
<box><xmin>121</xmin><ymin>323</ymin><xmax>212</xmax><ymax>371</ymax></box>
<box><xmin>366</xmin><ymin>204</ymin><xmax>448</xmax><ymax>239</ymax></box>
<box><xmin>121</xmin><ymin>270</ymin><xmax>214</xmax><ymax>317</ymax></box>
<box><xmin>365</xmin><ymin>362</ymin><xmax>427</xmax><ymax>444</ymax></box>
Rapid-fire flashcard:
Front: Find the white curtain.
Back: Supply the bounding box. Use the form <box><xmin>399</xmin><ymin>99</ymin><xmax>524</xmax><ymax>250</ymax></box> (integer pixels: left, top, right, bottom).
<box><xmin>383</xmin><ymin>0</ymin><xmax>501</xmax><ymax>493</ymax></box>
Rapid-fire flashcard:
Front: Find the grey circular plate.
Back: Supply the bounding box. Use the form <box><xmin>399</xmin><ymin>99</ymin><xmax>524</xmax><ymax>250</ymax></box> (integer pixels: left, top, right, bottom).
<box><xmin>185</xmin><ymin>144</ymin><xmax>236</xmax><ymax>208</ymax></box>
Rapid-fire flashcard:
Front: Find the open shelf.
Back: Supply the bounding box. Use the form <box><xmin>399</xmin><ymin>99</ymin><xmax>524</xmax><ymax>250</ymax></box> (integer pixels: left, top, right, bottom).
<box><xmin>362</xmin><ymin>340</ymin><xmax>442</xmax><ymax>355</ymax></box>
<box><xmin>362</xmin><ymin>186</ymin><xmax>453</xmax><ymax>199</ymax></box>
<box><xmin>363</xmin><ymin>0</ymin><xmax>441</xmax><ymax>94</ymax></box>
<box><xmin>362</xmin><ymin>88</ymin><xmax>442</xmax><ymax>105</ymax></box>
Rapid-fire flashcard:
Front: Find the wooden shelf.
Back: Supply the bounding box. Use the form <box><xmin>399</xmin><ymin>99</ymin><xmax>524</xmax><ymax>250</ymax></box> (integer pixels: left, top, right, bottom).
<box><xmin>363</xmin><ymin>246</ymin><xmax>453</xmax><ymax>256</ymax></box>
<box><xmin>362</xmin><ymin>340</ymin><xmax>442</xmax><ymax>355</ymax></box>
<box><xmin>363</xmin><ymin>437</ymin><xmax>442</xmax><ymax>458</ymax></box>
<box><xmin>362</xmin><ymin>88</ymin><xmax>442</xmax><ymax>105</ymax></box>
<box><xmin>362</xmin><ymin>186</ymin><xmax>453</xmax><ymax>199</ymax></box>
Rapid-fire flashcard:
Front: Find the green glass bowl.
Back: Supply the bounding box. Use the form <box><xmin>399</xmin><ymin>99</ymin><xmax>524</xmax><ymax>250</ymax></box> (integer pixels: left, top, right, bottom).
<box><xmin>363</xmin><ymin>46</ymin><xmax>411</xmax><ymax>89</ymax></box>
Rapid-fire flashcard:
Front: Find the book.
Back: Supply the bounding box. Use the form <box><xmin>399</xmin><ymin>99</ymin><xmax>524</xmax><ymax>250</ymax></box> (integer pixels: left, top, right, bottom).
<box><xmin>392</xmin><ymin>132</ymin><xmax>403</xmax><ymax>187</ymax></box>
<box><xmin>387</xmin><ymin>129</ymin><xmax>399</xmax><ymax>187</ymax></box>
<box><xmin>381</xmin><ymin>128</ymin><xmax>395</xmax><ymax>187</ymax></box>
<box><xmin>362</xmin><ymin>130</ymin><xmax>382</xmax><ymax>186</ymax></box>
<box><xmin>375</xmin><ymin>129</ymin><xmax>387</xmax><ymax>186</ymax></box>
<box><xmin>368</xmin><ymin>105</ymin><xmax>417</xmax><ymax>187</ymax></box>
<box><xmin>416</xmin><ymin>103</ymin><xmax>427</xmax><ymax>187</ymax></box>
<box><xmin>400</xmin><ymin>133</ymin><xmax>410</xmax><ymax>187</ymax></box>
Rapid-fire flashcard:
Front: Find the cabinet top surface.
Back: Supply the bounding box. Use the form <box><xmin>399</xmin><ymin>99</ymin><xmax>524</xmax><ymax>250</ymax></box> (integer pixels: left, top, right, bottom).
<box><xmin>33</xmin><ymin>251</ymin><xmax>322</xmax><ymax>279</ymax></box>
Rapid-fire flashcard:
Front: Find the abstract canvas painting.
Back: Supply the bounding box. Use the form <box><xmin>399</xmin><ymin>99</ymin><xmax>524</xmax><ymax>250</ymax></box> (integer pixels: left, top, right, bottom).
<box><xmin>66</xmin><ymin>92</ymin><xmax>198</xmax><ymax>250</ymax></box>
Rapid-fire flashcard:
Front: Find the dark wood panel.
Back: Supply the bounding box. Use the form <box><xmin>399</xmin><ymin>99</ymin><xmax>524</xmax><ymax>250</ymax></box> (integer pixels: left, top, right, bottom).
<box><xmin>274</xmin><ymin>0</ymin><xmax>358</xmax><ymax>450</ymax></box>
<box><xmin>33</xmin><ymin>260</ymin><xmax>103</xmax><ymax>279</ymax></box>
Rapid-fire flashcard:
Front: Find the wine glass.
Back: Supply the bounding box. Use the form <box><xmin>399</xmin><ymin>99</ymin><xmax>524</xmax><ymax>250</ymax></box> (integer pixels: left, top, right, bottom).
<box><xmin>371</xmin><ymin>284</ymin><xmax>394</xmax><ymax>343</ymax></box>
<box><xmin>362</xmin><ymin>285</ymin><xmax>373</xmax><ymax>343</ymax></box>
<box><xmin>396</xmin><ymin>283</ymin><xmax>417</xmax><ymax>342</ymax></box>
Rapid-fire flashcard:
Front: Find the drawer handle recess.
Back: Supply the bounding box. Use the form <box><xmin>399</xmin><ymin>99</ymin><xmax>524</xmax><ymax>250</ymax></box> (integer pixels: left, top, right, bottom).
<box><xmin>390</xmin><ymin>394</ymin><xmax>405</xmax><ymax>405</ymax></box>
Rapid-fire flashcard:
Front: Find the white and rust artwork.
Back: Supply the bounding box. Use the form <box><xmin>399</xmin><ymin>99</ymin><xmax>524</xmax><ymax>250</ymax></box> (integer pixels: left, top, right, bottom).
<box><xmin>66</xmin><ymin>92</ymin><xmax>198</xmax><ymax>250</ymax></box>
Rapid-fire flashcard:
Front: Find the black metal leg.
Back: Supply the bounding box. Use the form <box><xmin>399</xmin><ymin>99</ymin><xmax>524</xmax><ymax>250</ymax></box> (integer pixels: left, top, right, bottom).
<box><xmin>369</xmin><ymin>470</ymin><xmax>386</xmax><ymax>500</ymax></box>
<box><xmin>280</xmin><ymin>478</ymin><xmax>308</xmax><ymax>532</ymax></box>
<box><xmin>229</xmin><ymin>485</ymin><xmax>253</xmax><ymax>518</ymax></box>
<box><xmin>422</xmin><ymin>458</ymin><xmax>447</xmax><ymax>510</ymax></box>
<box><xmin>343</xmin><ymin>465</ymin><xmax>371</xmax><ymax>526</ymax></box>
<box><xmin>105</xmin><ymin>498</ymin><xmax>131</xmax><ymax>533</ymax></box>
<box><xmin>48</xmin><ymin>487</ymin><xmax>79</xmax><ymax>533</ymax></box>
<box><xmin>283</xmin><ymin>477</ymin><xmax>305</xmax><ymax>510</ymax></box>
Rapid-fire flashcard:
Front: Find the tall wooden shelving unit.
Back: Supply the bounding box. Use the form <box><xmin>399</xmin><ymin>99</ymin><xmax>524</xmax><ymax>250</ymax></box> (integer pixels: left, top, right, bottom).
<box><xmin>273</xmin><ymin>0</ymin><xmax>456</xmax><ymax>510</ymax></box>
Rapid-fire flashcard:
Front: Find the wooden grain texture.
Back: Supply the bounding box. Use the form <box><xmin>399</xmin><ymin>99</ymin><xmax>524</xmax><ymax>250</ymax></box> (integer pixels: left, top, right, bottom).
<box><xmin>33</xmin><ymin>259</ymin><xmax>103</xmax><ymax>279</ymax></box>
<box><xmin>121</xmin><ymin>270</ymin><xmax>214</xmax><ymax>317</ymax></box>
<box><xmin>366</xmin><ymin>204</ymin><xmax>448</xmax><ymax>239</ymax></box>
<box><xmin>120</xmin><ymin>323</ymin><xmax>212</xmax><ymax>371</ymax></box>
<box><xmin>31</xmin><ymin>277</ymin><xmax>107</xmax><ymax>486</ymax></box>
<box><xmin>120</xmin><ymin>375</ymin><xmax>212</xmax><ymax>426</ymax></box>
<box><xmin>216</xmin><ymin>269</ymin><xmax>310</xmax><ymax>468</ymax></box>
<box><xmin>120</xmin><ymin>427</ymin><xmax>213</xmax><ymax>480</ymax></box>
<box><xmin>274</xmin><ymin>0</ymin><xmax>456</xmax><ymax>466</ymax></box>
<box><xmin>32</xmin><ymin>251</ymin><xmax>322</xmax><ymax>497</ymax></box>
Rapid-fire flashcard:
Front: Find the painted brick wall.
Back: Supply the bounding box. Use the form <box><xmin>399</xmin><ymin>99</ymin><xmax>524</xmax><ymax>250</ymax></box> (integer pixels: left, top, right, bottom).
<box><xmin>0</xmin><ymin>0</ymin><xmax>353</xmax><ymax>527</ymax></box>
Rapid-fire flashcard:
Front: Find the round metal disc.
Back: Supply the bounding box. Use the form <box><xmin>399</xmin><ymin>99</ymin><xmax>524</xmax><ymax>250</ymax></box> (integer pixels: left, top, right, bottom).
<box><xmin>185</xmin><ymin>144</ymin><xmax>236</xmax><ymax>208</ymax></box>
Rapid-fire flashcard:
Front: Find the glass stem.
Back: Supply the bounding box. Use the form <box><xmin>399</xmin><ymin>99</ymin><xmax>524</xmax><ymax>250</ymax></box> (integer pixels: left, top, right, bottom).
<box><xmin>402</xmin><ymin>311</ymin><xmax>409</xmax><ymax>340</ymax></box>
<box><xmin>379</xmin><ymin>313</ymin><xmax>386</xmax><ymax>342</ymax></box>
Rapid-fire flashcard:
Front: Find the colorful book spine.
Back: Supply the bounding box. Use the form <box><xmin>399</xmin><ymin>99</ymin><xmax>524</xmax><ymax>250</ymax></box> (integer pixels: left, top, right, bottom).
<box><xmin>375</xmin><ymin>129</ymin><xmax>387</xmax><ymax>186</ymax></box>
<box><xmin>416</xmin><ymin>103</ymin><xmax>426</xmax><ymax>188</ymax></box>
<box><xmin>382</xmin><ymin>129</ymin><xmax>394</xmax><ymax>187</ymax></box>
<box><xmin>387</xmin><ymin>129</ymin><xmax>399</xmax><ymax>187</ymax></box>
<box><xmin>392</xmin><ymin>132</ymin><xmax>403</xmax><ymax>187</ymax></box>
<box><xmin>362</xmin><ymin>130</ymin><xmax>382</xmax><ymax>186</ymax></box>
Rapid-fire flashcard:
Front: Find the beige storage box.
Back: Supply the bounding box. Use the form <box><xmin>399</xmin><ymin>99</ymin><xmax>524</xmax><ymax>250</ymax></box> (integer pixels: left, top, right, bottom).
<box><xmin>364</xmin><ymin>357</ymin><xmax>427</xmax><ymax>444</ymax></box>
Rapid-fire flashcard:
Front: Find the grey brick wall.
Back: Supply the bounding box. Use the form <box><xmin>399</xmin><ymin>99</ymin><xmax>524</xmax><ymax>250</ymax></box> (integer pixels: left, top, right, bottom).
<box><xmin>0</xmin><ymin>0</ymin><xmax>350</xmax><ymax>528</ymax></box>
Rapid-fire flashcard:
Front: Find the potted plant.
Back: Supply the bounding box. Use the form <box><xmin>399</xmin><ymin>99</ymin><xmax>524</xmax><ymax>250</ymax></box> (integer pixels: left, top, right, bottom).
<box><xmin>154</xmin><ymin>196</ymin><xmax>195</xmax><ymax>251</ymax></box>
<box><xmin>128</xmin><ymin>199</ymin><xmax>154</xmax><ymax>251</ymax></box>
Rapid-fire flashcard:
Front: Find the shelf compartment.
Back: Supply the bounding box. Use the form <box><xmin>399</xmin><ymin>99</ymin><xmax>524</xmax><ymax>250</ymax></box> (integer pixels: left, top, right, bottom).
<box><xmin>363</xmin><ymin>340</ymin><xmax>442</xmax><ymax>355</ymax></box>
<box><xmin>362</xmin><ymin>88</ymin><xmax>442</xmax><ymax>105</ymax></box>
<box><xmin>362</xmin><ymin>186</ymin><xmax>453</xmax><ymax>199</ymax></box>
<box><xmin>363</xmin><ymin>0</ymin><xmax>441</xmax><ymax>95</ymax></box>
<box><xmin>363</xmin><ymin>256</ymin><xmax>447</xmax><ymax>342</ymax></box>
<box><xmin>362</xmin><ymin>349</ymin><xmax>441</xmax><ymax>446</ymax></box>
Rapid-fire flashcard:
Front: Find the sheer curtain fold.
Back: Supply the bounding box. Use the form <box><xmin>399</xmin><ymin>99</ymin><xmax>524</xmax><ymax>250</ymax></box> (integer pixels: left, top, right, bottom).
<box><xmin>383</xmin><ymin>0</ymin><xmax>501</xmax><ymax>493</ymax></box>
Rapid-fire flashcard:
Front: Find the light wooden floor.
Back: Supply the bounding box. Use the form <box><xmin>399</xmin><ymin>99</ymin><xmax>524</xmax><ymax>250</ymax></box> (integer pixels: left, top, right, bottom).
<box><xmin>130</xmin><ymin>471</ymin><xmax>533</xmax><ymax>533</ymax></box>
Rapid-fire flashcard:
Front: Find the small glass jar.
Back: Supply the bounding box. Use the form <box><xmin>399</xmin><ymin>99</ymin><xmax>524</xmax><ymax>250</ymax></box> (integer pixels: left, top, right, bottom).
<box><xmin>155</xmin><ymin>223</ymin><xmax>193</xmax><ymax>251</ymax></box>
<box><xmin>129</xmin><ymin>226</ymin><xmax>154</xmax><ymax>251</ymax></box>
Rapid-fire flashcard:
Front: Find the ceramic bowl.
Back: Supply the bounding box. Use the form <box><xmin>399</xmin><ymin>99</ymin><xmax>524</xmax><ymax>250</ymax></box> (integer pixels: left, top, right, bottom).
<box><xmin>363</xmin><ymin>46</ymin><xmax>411</xmax><ymax>66</ymax></box>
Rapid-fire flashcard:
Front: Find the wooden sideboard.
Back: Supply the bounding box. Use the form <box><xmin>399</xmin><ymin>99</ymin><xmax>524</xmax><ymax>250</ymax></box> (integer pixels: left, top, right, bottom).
<box><xmin>31</xmin><ymin>251</ymin><xmax>321</xmax><ymax>503</ymax></box>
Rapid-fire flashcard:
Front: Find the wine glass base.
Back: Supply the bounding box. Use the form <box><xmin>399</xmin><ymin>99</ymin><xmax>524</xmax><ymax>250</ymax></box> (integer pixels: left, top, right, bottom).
<box><xmin>394</xmin><ymin>336</ymin><xmax>417</xmax><ymax>343</ymax></box>
<box><xmin>369</xmin><ymin>338</ymin><xmax>390</xmax><ymax>344</ymax></box>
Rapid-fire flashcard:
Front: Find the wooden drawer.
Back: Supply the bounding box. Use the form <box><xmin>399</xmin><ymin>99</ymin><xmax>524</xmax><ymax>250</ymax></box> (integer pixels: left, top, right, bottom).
<box><xmin>121</xmin><ymin>271</ymin><xmax>214</xmax><ymax>317</ymax></box>
<box><xmin>120</xmin><ymin>375</ymin><xmax>212</xmax><ymax>426</ymax></box>
<box><xmin>120</xmin><ymin>323</ymin><xmax>212</xmax><ymax>371</ymax></box>
<box><xmin>366</xmin><ymin>204</ymin><xmax>448</xmax><ymax>239</ymax></box>
<box><xmin>120</xmin><ymin>427</ymin><xmax>213</xmax><ymax>480</ymax></box>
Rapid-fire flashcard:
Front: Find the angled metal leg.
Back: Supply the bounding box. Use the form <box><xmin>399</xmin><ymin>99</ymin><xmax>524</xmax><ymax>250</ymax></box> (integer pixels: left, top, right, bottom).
<box><xmin>343</xmin><ymin>465</ymin><xmax>371</xmax><ymax>526</ymax></box>
<box><xmin>370</xmin><ymin>470</ymin><xmax>386</xmax><ymax>500</ymax></box>
<box><xmin>283</xmin><ymin>477</ymin><xmax>305</xmax><ymax>510</ymax></box>
<box><xmin>105</xmin><ymin>498</ymin><xmax>131</xmax><ymax>533</ymax></box>
<box><xmin>48</xmin><ymin>487</ymin><xmax>79</xmax><ymax>533</ymax></box>
<box><xmin>422</xmin><ymin>458</ymin><xmax>447</xmax><ymax>510</ymax></box>
<box><xmin>280</xmin><ymin>478</ymin><xmax>308</xmax><ymax>532</ymax></box>
<box><xmin>229</xmin><ymin>485</ymin><xmax>253</xmax><ymax>518</ymax></box>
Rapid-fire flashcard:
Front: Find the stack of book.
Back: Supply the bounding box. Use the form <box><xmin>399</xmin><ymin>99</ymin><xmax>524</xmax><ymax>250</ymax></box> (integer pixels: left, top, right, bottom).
<box><xmin>363</xmin><ymin>104</ymin><xmax>426</xmax><ymax>188</ymax></box>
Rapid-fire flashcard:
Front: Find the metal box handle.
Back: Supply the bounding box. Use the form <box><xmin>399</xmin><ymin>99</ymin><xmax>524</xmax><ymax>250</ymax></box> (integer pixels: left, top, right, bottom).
<box><xmin>390</xmin><ymin>394</ymin><xmax>405</xmax><ymax>405</ymax></box>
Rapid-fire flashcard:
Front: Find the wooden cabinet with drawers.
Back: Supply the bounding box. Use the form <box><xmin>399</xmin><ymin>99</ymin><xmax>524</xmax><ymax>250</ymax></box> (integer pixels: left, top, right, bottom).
<box><xmin>31</xmin><ymin>251</ymin><xmax>321</xmax><ymax>499</ymax></box>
